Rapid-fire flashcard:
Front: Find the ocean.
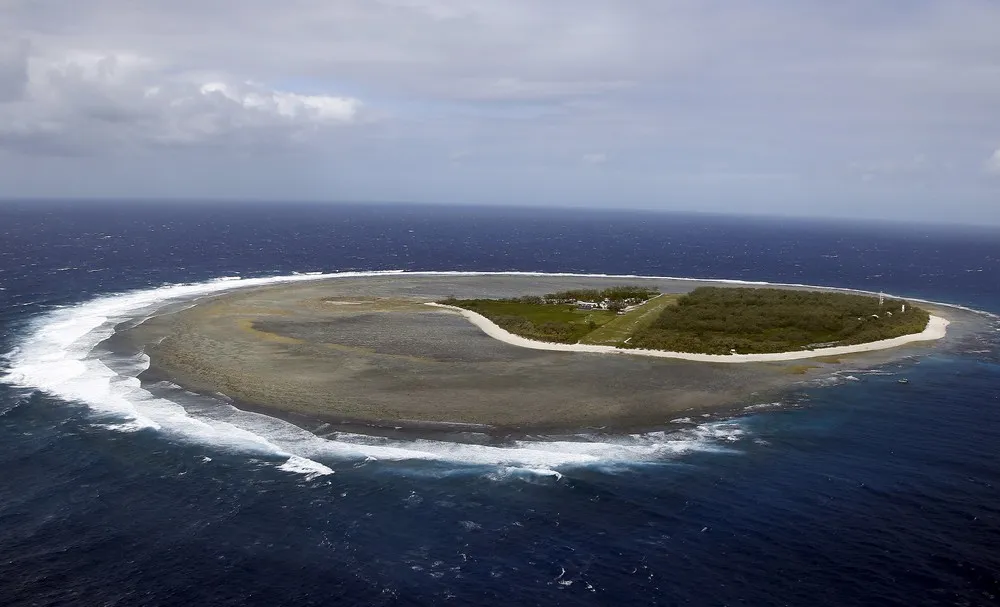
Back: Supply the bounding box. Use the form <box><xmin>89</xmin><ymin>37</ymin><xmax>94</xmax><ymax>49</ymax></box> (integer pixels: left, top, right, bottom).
<box><xmin>0</xmin><ymin>201</ymin><xmax>998</xmax><ymax>606</ymax></box>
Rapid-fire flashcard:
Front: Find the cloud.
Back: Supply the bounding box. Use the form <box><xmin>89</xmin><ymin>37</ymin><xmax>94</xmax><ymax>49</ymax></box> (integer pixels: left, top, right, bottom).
<box><xmin>0</xmin><ymin>38</ymin><xmax>31</xmax><ymax>102</ymax></box>
<box><xmin>194</xmin><ymin>81</ymin><xmax>361</xmax><ymax>127</ymax></box>
<box><xmin>0</xmin><ymin>45</ymin><xmax>363</xmax><ymax>154</ymax></box>
<box><xmin>987</xmin><ymin>148</ymin><xmax>1000</xmax><ymax>175</ymax></box>
<box><xmin>452</xmin><ymin>78</ymin><xmax>632</xmax><ymax>102</ymax></box>
<box><xmin>848</xmin><ymin>154</ymin><xmax>931</xmax><ymax>181</ymax></box>
<box><xmin>1</xmin><ymin>0</ymin><xmax>1000</xmax><ymax>222</ymax></box>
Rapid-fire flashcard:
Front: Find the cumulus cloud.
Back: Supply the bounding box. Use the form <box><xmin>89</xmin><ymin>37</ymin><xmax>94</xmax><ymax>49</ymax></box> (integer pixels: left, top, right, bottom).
<box><xmin>0</xmin><ymin>45</ymin><xmax>362</xmax><ymax>154</ymax></box>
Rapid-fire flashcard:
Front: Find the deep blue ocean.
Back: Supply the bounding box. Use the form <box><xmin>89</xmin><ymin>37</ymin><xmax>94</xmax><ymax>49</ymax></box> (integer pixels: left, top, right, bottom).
<box><xmin>1</xmin><ymin>201</ymin><xmax>998</xmax><ymax>606</ymax></box>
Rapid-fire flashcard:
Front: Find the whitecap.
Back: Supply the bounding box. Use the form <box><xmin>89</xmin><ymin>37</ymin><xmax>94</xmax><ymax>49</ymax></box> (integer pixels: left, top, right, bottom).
<box><xmin>743</xmin><ymin>402</ymin><xmax>784</xmax><ymax>411</ymax></box>
<box><xmin>277</xmin><ymin>455</ymin><xmax>334</xmax><ymax>479</ymax></box>
<box><xmin>487</xmin><ymin>466</ymin><xmax>564</xmax><ymax>481</ymax></box>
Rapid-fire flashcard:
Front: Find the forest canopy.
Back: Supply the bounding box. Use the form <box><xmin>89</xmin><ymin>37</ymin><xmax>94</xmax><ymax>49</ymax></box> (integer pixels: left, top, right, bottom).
<box><xmin>628</xmin><ymin>287</ymin><xmax>929</xmax><ymax>354</ymax></box>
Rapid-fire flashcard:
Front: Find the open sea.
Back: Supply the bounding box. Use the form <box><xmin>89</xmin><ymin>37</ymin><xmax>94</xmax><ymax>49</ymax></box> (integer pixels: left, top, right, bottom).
<box><xmin>1</xmin><ymin>201</ymin><xmax>998</xmax><ymax>606</ymax></box>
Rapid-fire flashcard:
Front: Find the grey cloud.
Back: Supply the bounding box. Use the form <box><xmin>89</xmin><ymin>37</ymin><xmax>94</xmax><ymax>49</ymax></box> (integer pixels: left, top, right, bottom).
<box><xmin>6</xmin><ymin>0</ymin><xmax>660</xmax><ymax>101</ymax></box>
<box><xmin>987</xmin><ymin>149</ymin><xmax>1000</xmax><ymax>175</ymax></box>
<box><xmin>848</xmin><ymin>155</ymin><xmax>931</xmax><ymax>181</ymax></box>
<box><xmin>0</xmin><ymin>45</ymin><xmax>363</xmax><ymax>154</ymax></box>
<box><xmin>1</xmin><ymin>0</ymin><xmax>999</xmax><ymax>222</ymax></box>
<box><xmin>0</xmin><ymin>38</ymin><xmax>30</xmax><ymax>102</ymax></box>
<box><xmin>448</xmin><ymin>78</ymin><xmax>633</xmax><ymax>102</ymax></box>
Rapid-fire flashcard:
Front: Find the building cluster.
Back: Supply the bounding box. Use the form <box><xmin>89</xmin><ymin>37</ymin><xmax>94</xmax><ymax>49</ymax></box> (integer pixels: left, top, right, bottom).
<box><xmin>572</xmin><ymin>297</ymin><xmax>647</xmax><ymax>314</ymax></box>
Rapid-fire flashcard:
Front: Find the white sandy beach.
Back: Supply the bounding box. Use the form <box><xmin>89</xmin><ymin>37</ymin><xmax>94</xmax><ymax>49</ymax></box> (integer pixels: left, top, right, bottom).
<box><xmin>427</xmin><ymin>303</ymin><xmax>950</xmax><ymax>363</ymax></box>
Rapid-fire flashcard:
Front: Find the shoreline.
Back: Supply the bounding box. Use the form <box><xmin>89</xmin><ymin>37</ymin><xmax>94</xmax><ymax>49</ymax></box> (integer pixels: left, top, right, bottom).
<box><xmin>426</xmin><ymin>303</ymin><xmax>950</xmax><ymax>363</ymax></box>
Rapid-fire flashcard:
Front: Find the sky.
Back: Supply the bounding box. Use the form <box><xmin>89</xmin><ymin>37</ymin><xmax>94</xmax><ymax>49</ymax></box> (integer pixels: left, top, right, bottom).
<box><xmin>1</xmin><ymin>0</ymin><xmax>999</xmax><ymax>224</ymax></box>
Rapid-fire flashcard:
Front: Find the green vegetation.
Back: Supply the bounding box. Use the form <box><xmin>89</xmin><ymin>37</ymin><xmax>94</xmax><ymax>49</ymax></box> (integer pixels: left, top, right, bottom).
<box><xmin>441</xmin><ymin>286</ymin><xmax>929</xmax><ymax>354</ymax></box>
<box><xmin>442</xmin><ymin>299</ymin><xmax>617</xmax><ymax>343</ymax></box>
<box><xmin>544</xmin><ymin>286</ymin><xmax>659</xmax><ymax>310</ymax></box>
<box><xmin>579</xmin><ymin>294</ymin><xmax>680</xmax><ymax>346</ymax></box>
<box><xmin>485</xmin><ymin>286</ymin><xmax>660</xmax><ymax>313</ymax></box>
<box><xmin>628</xmin><ymin>287</ymin><xmax>929</xmax><ymax>354</ymax></box>
<box><xmin>440</xmin><ymin>284</ymin><xmax>657</xmax><ymax>343</ymax></box>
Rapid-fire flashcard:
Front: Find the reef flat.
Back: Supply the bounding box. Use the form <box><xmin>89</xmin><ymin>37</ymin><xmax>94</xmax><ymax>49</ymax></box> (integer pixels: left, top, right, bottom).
<box><xmin>123</xmin><ymin>275</ymin><xmax>956</xmax><ymax>434</ymax></box>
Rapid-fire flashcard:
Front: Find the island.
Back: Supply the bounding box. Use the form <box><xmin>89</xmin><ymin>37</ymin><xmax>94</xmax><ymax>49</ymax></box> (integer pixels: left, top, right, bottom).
<box><xmin>436</xmin><ymin>285</ymin><xmax>936</xmax><ymax>356</ymax></box>
<box><xmin>119</xmin><ymin>274</ymin><xmax>952</xmax><ymax>436</ymax></box>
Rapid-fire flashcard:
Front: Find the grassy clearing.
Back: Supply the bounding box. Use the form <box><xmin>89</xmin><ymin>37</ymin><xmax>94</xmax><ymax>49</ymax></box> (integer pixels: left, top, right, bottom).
<box><xmin>447</xmin><ymin>300</ymin><xmax>616</xmax><ymax>343</ymax></box>
<box><xmin>454</xmin><ymin>300</ymin><xmax>616</xmax><ymax>325</ymax></box>
<box><xmin>579</xmin><ymin>294</ymin><xmax>680</xmax><ymax>346</ymax></box>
